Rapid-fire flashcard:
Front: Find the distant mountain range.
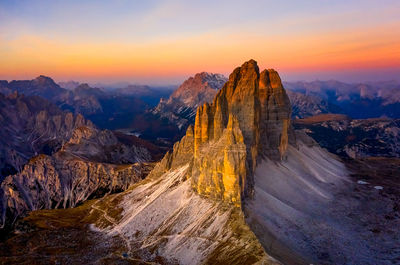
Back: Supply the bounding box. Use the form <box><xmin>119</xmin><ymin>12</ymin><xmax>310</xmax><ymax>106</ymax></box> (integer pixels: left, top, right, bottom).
<box><xmin>284</xmin><ymin>80</ymin><xmax>400</xmax><ymax>119</ymax></box>
<box><xmin>286</xmin><ymin>90</ymin><xmax>341</xmax><ymax>118</ymax></box>
<box><xmin>293</xmin><ymin>114</ymin><xmax>400</xmax><ymax>158</ymax></box>
<box><xmin>0</xmin><ymin>76</ymin><xmax>173</xmax><ymax>131</ymax></box>
<box><xmin>2</xmin><ymin>75</ymin><xmax>400</xmax><ymax>155</ymax></box>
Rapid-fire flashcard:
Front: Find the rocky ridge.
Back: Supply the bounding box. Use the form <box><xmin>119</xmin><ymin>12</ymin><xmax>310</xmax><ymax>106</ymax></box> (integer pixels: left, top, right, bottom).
<box><xmin>59</xmin><ymin>83</ymin><xmax>105</xmax><ymax>116</ymax></box>
<box><xmin>0</xmin><ymin>76</ymin><xmax>160</xmax><ymax>132</ymax></box>
<box><xmin>0</xmin><ymin>76</ymin><xmax>67</xmax><ymax>100</ymax></box>
<box><xmin>0</xmin><ymin>92</ymin><xmax>93</xmax><ymax>178</ymax></box>
<box><xmin>0</xmin><ymin>152</ymin><xmax>152</xmax><ymax>228</ymax></box>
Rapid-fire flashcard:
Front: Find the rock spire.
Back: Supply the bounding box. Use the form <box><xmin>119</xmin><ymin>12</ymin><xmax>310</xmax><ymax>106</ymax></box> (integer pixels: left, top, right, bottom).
<box><xmin>153</xmin><ymin>60</ymin><xmax>293</xmax><ymax>206</ymax></box>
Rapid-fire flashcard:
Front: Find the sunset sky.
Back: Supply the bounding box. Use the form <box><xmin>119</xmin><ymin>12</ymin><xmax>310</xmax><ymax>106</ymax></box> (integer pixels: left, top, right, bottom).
<box><xmin>0</xmin><ymin>0</ymin><xmax>399</xmax><ymax>85</ymax></box>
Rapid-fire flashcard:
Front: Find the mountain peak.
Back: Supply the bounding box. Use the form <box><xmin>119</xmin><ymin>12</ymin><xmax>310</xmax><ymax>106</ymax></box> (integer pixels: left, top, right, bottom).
<box><xmin>73</xmin><ymin>83</ymin><xmax>104</xmax><ymax>97</ymax></box>
<box><xmin>192</xmin><ymin>59</ymin><xmax>292</xmax><ymax>203</ymax></box>
<box><xmin>171</xmin><ymin>72</ymin><xmax>227</xmax><ymax>99</ymax></box>
<box><xmin>33</xmin><ymin>75</ymin><xmax>56</xmax><ymax>85</ymax></box>
<box><xmin>159</xmin><ymin>71</ymin><xmax>227</xmax><ymax>108</ymax></box>
<box><xmin>192</xmin><ymin>72</ymin><xmax>227</xmax><ymax>89</ymax></box>
<box><xmin>74</xmin><ymin>83</ymin><xmax>92</xmax><ymax>90</ymax></box>
<box><xmin>5</xmin><ymin>75</ymin><xmax>66</xmax><ymax>100</ymax></box>
<box><xmin>155</xmin><ymin>60</ymin><xmax>292</xmax><ymax>206</ymax></box>
<box><xmin>239</xmin><ymin>58</ymin><xmax>259</xmax><ymax>70</ymax></box>
<box><xmin>151</xmin><ymin>71</ymin><xmax>228</xmax><ymax>130</ymax></box>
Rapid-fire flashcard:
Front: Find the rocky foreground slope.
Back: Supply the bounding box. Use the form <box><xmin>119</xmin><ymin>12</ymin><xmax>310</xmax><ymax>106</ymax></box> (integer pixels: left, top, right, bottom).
<box><xmin>1</xmin><ymin>60</ymin><xmax>399</xmax><ymax>265</ymax></box>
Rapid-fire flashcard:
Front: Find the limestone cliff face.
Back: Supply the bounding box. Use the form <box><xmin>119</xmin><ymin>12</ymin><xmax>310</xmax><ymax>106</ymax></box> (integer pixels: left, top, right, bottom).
<box><xmin>192</xmin><ymin>114</ymin><xmax>246</xmax><ymax>206</ymax></box>
<box><xmin>155</xmin><ymin>60</ymin><xmax>293</xmax><ymax>206</ymax></box>
<box><xmin>192</xmin><ymin>60</ymin><xmax>292</xmax><ymax>203</ymax></box>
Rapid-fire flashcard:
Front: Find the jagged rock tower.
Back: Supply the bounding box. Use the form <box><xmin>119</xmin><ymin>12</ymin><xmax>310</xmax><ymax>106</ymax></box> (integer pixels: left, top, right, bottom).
<box><xmin>152</xmin><ymin>60</ymin><xmax>293</xmax><ymax>207</ymax></box>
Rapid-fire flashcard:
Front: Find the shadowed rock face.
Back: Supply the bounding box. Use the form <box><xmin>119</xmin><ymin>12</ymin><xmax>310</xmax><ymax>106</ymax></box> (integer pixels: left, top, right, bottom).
<box><xmin>0</xmin><ymin>122</ymin><xmax>153</xmax><ymax>228</ymax></box>
<box><xmin>0</xmin><ymin>92</ymin><xmax>152</xmax><ymax>179</ymax></box>
<box><xmin>1</xmin><ymin>76</ymin><xmax>156</xmax><ymax>133</ymax></box>
<box><xmin>62</xmin><ymin>125</ymin><xmax>151</xmax><ymax>164</ymax></box>
<box><xmin>153</xmin><ymin>60</ymin><xmax>293</xmax><ymax>206</ymax></box>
